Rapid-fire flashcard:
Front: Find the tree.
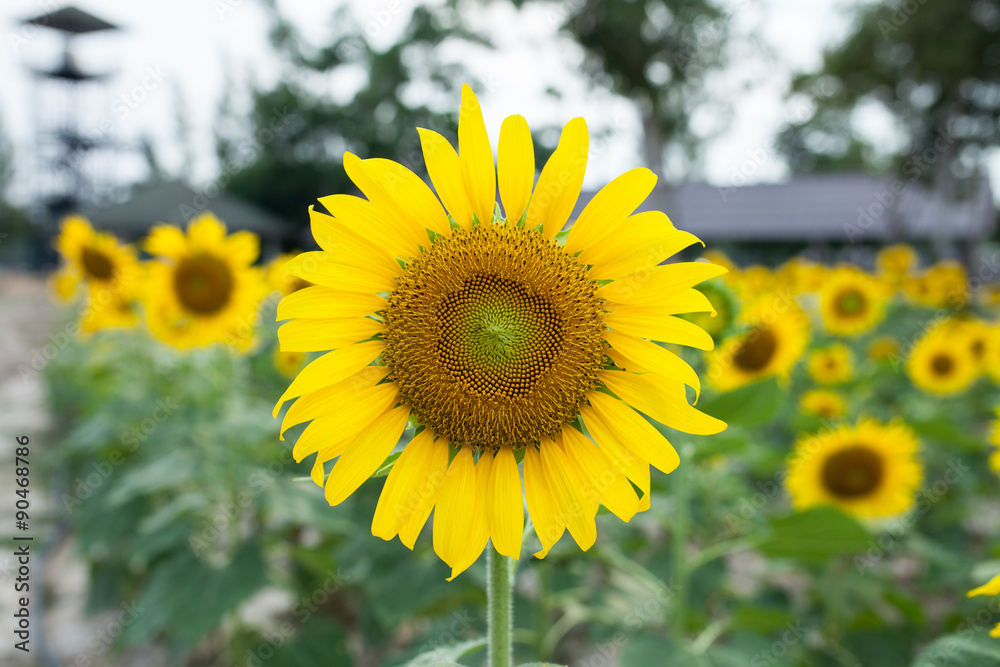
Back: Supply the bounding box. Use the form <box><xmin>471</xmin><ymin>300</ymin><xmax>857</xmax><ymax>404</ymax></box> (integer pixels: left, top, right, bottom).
<box><xmin>219</xmin><ymin>3</ymin><xmax>491</xmax><ymax>236</ymax></box>
<box><xmin>780</xmin><ymin>0</ymin><xmax>1000</xmax><ymax>187</ymax></box>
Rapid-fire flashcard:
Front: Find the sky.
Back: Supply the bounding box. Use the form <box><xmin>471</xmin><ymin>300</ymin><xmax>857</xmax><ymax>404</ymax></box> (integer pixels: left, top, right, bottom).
<box><xmin>2</xmin><ymin>0</ymin><xmax>963</xmax><ymax>210</ymax></box>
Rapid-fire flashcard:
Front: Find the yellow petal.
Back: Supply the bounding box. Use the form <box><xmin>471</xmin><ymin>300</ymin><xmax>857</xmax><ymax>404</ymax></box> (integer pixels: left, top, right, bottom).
<box><xmin>586</xmin><ymin>392</ymin><xmax>680</xmax><ymax>475</ymax></box>
<box><xmin>604</xmin><ymin>330</ymin><xmax>701</xmax><ymax>401</ymax></box>
<box><xmin>188</xmin><ymin>213</ymin><xmax>227</xmax><ymax>249</ymax></box>
<box><xmin>284</xmin><ymin>251</ymin><xmax>395</xmax><ymax>293</ymax></box>
<box><xmin>224</xmin><ymin>230</ymin><xmax>260</xmax><ymax>266</ymax></box>
<box><xmin>324</xmin><ymin>405</ymin><xmax>411</xmax><ymax>506</ymax></box>
<box><xmin>559</xmin><ymin>426</ymin><xmax>639</xmax><ymax>523</ymax></box>
<box><xmin>497</xmin><ymin>114</ymin><xmax>534</xmax><ymax>224</ymax></box>
<box><xmin>660</xmin><ymin>288</ymin><xmax>717</xmax><ymax>316</ymax></box>
<box><xmin>309</xmin><ymin>206</ymin><xmax>401</xmax><ymax>277</ymax></box>
<box><xmin>584</xmin><ymin>213</ymin><xmax>704</xmax><ymax>280</ymax></box>
<box><xmin>433</xmin><ymin>447</ymin><xmax>477</xmax><ymax>567</ymax></box>
<box><xmin>318</xmin><ymin>193</ymin><xmax>418</xmax><ymax>260</ymax></box>
<box><xmin>310</xmin><ymin>455</ymin><xmax>327</xmax><ymax>487</ymax></box>
<box><xmin>372</xmin><ymin>429</ymin><xmax>437</xmax><ymax>541</ymax></box>
<box><xmin>968</xmin><ymin>573</ymin><xmax>1000</xmax><ymax>597</ymax></box>
<box><xmin>565</xmin><ymin>168</ymin><xmax>656</xmax><ymax>255</ymax></box>
<box><xmin>280</xmin><ymin>366</ymin><xmax>399</xmax><ymax>444</ymax></box>
<box><xmin>458</xmin><ymin>84</ymin><xmax>497</xmax><ymax>226</ymax></box>
<box><xmin>273</xmin><ymin>340</ymin><xmax>385</xmax><ymax>416</ymax></box>
<box><xmin>398</xmin><ymin>435</ymin><xmax>451</xmax><ymax>549</ymax></box>
<box><xmin>540</xmin><ymin>437</ymin><xmax>597</xmax><ymax>551</ymax></box>
<box><xmin>486</xmin><ymin>448</ymin><xmax>524</xmax><ymax>559</ymax></box>
<box><xmin>599</xmin><ymin>370</ymin><xmax>726</xmax><ymax>436</ymax></box>
<box><xmin>418</xmin><ymin>128</ymin><xmax>475</xmax><ymax>230</ymax></box>
<box><xmin>597</xmin><ymin>262</ymin><xmax>728</xmax><ymax>306</ymax></box>
<box><xmin>605</xmin><ymin>308</ymin><xmax>715</xmax><ymax>350</ymax></box>
<box><xmin>523</xmin><ymin>445</ymin><xmax>565</xmax><ymax>558</ymax></box>
<box><xmin>341</xmin><ymin>153</ymin><xmax>429</xmax><ymax>250</ymax></box>
<box><xmin>447</xmin><ymin>451</ymin><xmax>492</xmax><ymax>580</ymax></box>
<box><xmin>144</xmin><ymin>224</ymin><xmax>188</xmax><ymax>258</ymax></box>
<box><xmin>528</xmin><ymin>117</ymin><xmax>588</xmax><ymax>240</ymax></box>
<box><xmin>277</xmin><ymin>317</ymin><xmax>383</xmax><ymax>352</ymax></box>
<box><xmin>52</xmin><ymin>268</ymin><xmax>80</xmax><ymax>301</ymax></box>
<box><xmin>580</xmin><ymin>406</ymin><xmax>649</xmax><ymax>493</ymax></box>
<box><xmin>362</xmin><ymin>158</ymin><xmax>451</xmax><ymax>237</ymax></box>
<box><xmin>277</xmin><ymin>286</ymin><xmax>386</xmax><ymax>321</ymax></box>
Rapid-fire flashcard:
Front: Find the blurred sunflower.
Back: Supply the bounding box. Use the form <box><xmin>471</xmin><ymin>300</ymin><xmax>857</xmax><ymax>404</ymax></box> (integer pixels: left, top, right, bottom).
<box><xmin>800</xmin><ymin>389</ymin><xmax>846</xmax><ymax>419</ymax></box>
<box><xmin>876</xmin><ymin>243</ymin><xmax>917</xmax><ymax>285</ymax></box>
<box><xmin>144</xmin><ymin>213</ymin><xmax>266</xmax><ymax>351</ymax></box>
<box><xmin>53</xmin><ymin>215</ymin><xmax>142</xmax><ymax>332</ymax></box>
<box><xmin>273</xmin><ymin>85</ymin><xmax>727</xmax><ymax>578</ymax></box>
<box><xmin>967</xmin><ymin>574</ymin><xmax>1000</xmax><ymax>637</ymax></box>
<box><xmin>818</xmin><ymin>267</ymin><xmax>888</xmax><ymax>336</ymax></box>
<box><xmin>274</xmin><ymin>347</ymin><xmax>306</xmax><ymax>377</ymax></box>
<box><xmin>987</xmin><ymin>410</ymin><xmax>1000</xmax><ymax>475</ymax></box>
<box><xmin>808</xmin><ymin>343</ymin><xmax>854</xmax><ymax>385</ymax></box>
<box><xmin>776</xmin><ymin>256</ymin><xmax>825</xmax><ymax>295</ymax></box>
<box><xmin>266</xmin><ymin>252</ymin><xmax>311</xmax><ymax>295</ymax></box>
<box><xmin>706</xmin><ymin>299</ymin><xmax>810</xmax><ymax>390</ymax></box>
<box><xmin>952</xmin><ymin>318</ymin><xmax>990</xmax><ymax>367</ymax></box>
<box><xmin>918</xmin><ymin>261</ymin><xmax>968</xmax><ymax>308</ymax></box>
<box><xmin>907</xmin><ymin>326</ymin><xmax>976</xmax><ymax>395</ymax></box>
<box><xmin>786</xmin><ymin>419</ymin><xmax>922</xmax><ymax>519</ymax></box>
<box><xmin>867</xmin><ymin>336</ymin><xmax>899</xmax><ymax>363</ymax></box>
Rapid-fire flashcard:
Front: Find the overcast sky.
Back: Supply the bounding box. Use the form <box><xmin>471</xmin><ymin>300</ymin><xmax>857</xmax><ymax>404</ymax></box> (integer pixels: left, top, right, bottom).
<box><xmin>6</xmin><ymin>0</ymin><xmax>986</xmax><ymax>210</ymax></box>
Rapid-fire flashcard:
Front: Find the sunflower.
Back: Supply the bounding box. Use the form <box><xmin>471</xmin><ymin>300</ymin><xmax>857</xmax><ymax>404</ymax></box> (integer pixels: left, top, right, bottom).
<box><xmin>144</xmin><ymin>213</ymin><xmax>266</xmax><ymax>351</ymax></box>
<box><xmin>273</xmin><ymin>85</ymin><xmax>727</xmax><ymax>579</ymax></box>
<box><xmin>800</xmin><ymin>389</ymin><xmax>846</xmax><ymax>419</ymax></box>
<box><xmin>53</xmin><ymin>215</ymin><xmax>142</xmax><ymax>332</ymax></box>
<box><xmin>967</xmin><ymin>573</ymin><xmax>1000</xmax><ymax>637</ymax></box>
<box><xmin>818</xmin><ymin>267</ymin><xmax>889</xmax><ymax>336</ymax></box>
<box><xmin>988</xmin><ymin>410</ymin><xmax>1000</xmax><ymax>475</ymax></box>
<box><xmin>274</xmin><ymin>347</ymin><xmax>306</xmax><ymax>377</ymax></box>
<box><xmin>906</xmin><ymin>325</ymin><xmax>977</xmax><ymax>396</ymax></box>
<box><xmin>985</xmin><ymin>325</ymin><xmax>1000</xmax><ymax>385</ymax></box>
<box><xmin>786</xmin><ymin>419</ymin><xmax>922</xmax><ymax>519</ymax></box>
<box><xmin>905</xmin><ymin>261</ymin><xmax>967</xmax><ymax>308</ymax></box>
<box><xmin>808</xmin><ymin>343</ymin><xmax>854</xmax><ymax>385</ymax></box>
<box><xmin>952</xmin><ymin>318</ymin><xmax>990</xmax><ymax>369</ymax></box>
<box><xmin>775</xmin><ymin>257</ymin><xmax>826</xmax><ymax>295</ymax></box>
<box><xmin>706</xmin><ymin>298</ymin><xmax>810</xmax><ymax>391</ymax></box>
<box><xmin>867</xmin><ymin>336</ymin><xmax>899</xmax><ymax>363</ymax></box>
<box><xmin>876</xmin><ymin>244</ymin><xmax>917</xmax><ymax>285</ymax></box>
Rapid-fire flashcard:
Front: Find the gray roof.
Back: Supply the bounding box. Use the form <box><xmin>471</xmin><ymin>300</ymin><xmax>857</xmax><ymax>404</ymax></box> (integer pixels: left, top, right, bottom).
<box><xmin>572</xmin><ymin>173</ymin><xmax>996</xmax><ymax>243</ymax></box>
<box><xmin>88</xmin><ymin>180</ymin><xmax>292</xmax><ymax>242</ymax></box>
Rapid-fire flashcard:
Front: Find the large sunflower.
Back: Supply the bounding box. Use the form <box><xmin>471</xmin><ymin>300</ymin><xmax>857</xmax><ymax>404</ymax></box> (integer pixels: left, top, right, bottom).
<box><xmin>906</xmin><ymin>325</ymin><xmax>977</xmax><ymax>396</ymax></box>
<box><xmin>818</xmin><ymin>267</ymin><xmax>888</xmax><ymax>336</ymax></box>
<box><xmin>53</xmin><ymin>215</ymin><xmax>142</xmax><ymax>332</ymax></box>
<box><xmin>706</xmin><ymin>298</ymin><xmax>810</xmax><ymax>391</ymax></box>
<box><xmin>144</xmin><ymin>213</ymin><xmax>265</xmax><ymax>351</ymax></box>
<box><xmin>273</xmin><ymin>85</ymin><xmax>727</xmax><ymax>578</ymax></box>
<box><xmin>786</xmin><ymin>419</ymin><xmax>922</xmax><ymax>519</ymax></box>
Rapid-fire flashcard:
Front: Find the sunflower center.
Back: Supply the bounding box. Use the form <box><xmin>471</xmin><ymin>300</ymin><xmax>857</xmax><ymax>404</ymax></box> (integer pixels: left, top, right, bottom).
<box><xmin>931</xmin><ymin>353</ymin><xmax>954</xmax><ymax>377</ymax></box>
<box><xmin>733</xmin><ymin>326</ymin><xmax>777</xmax><ymax>372</ymax></box>
<box><xmin>971</xmin><ymin>338</ymin><xmax>985</xmax><ymax>359</ymax></box>
<box><xmin>81</xmin><ymin>247</ymin><xmax>114</xmax><ymax>280</ymax></box>
<box><xmin>174</xmin><ymin>254</ymin><xmax>234</xmax><ymax>315</ymax></box>
<box><xmin>822</xmin><ymin>445</ymin><xmax>884</xmax><ymax>498</ymax></box>
<box><xmin>384</xmin><ymin>223</ymin><xmax>605</xmax><ymax>450</ymax></box>
<box><xmin>438</xmin><ymin>274</ymin><xmax>562</xmax><ymax>398</ymax></box>
<box><xmin>835</xmin><ymin>289</ymin><xmax>866</xmax><ymax>316</ymax></box>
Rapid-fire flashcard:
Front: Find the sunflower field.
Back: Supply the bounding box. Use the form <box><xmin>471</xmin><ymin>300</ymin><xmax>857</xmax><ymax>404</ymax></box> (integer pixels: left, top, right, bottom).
<box><xmin>33</xmin><ymin>85</ymin><xmax>1000</xmax><ymax>667</ymax></box>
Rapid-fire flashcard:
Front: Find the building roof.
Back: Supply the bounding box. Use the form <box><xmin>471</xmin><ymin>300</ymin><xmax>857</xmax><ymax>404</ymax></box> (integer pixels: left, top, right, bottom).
<box><xmin>88</xmin><ymin>180</ymin><xmax>292</xmax><ymax>242</ymax></box>
<box><xmin>571</xmin><ymin>173</ymin><xmax>996</xmax><ymax>243</ymax></box>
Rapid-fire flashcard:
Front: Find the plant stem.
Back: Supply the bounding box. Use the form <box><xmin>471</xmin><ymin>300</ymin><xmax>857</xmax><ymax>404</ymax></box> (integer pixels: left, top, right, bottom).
<box><xmin>487</xmin><ymin>546</ymin><xmax>515</xmax><ymax>667</ymax></box>
<box><xmin>671</xmin><ymin>444</ymin><xmax>693</xmax><ymax>641</ymax></box>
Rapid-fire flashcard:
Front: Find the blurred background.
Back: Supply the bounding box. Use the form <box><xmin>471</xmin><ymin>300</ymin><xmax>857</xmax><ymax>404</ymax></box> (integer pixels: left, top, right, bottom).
<box><xmin>4</xmin><ymin>1</ymin><xmax>1000</xmax><ymax>666</ymax></box>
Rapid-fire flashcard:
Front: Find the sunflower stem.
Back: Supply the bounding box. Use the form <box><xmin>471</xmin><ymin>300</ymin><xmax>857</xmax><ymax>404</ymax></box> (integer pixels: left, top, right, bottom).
<box><xmin>486</xmin><ymin>545</ymin><xmax>515</xmax><ymax>667</ymax></box>
<box><xmin>671</xmin><ymin>444</ymin><xmax>693</xmax><ymax>642</ymax></box>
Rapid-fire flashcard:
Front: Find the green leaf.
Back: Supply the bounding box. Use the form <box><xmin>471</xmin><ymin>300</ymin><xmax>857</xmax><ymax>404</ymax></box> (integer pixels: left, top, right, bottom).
<box><xmin>759</xmin><ymin>507</ymin><xmax>871</xmax><ymax>563</ymax></box>
<box><xmin>403</xmin><ymin>638</ymin><xmax>486</xmax><ymax>667</ymax></box>
<box><xmin>699</xmin><ymin>377</ymin><xmax>781</xmax><ymax>427</ymax></box>
<box><xmin>518</xmin><ymin>663</ymin><xmax>568</xmax><ymax>666</ymax></box>
<box><xmin>912</xmin><ymin>632</ymin><xmax>1000</xmax><ymax>667</ymax></box>
<box><xmin>371</xmin><ymin>451</ymin><xmax>402</xmax><ymax>477</ymax></box>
